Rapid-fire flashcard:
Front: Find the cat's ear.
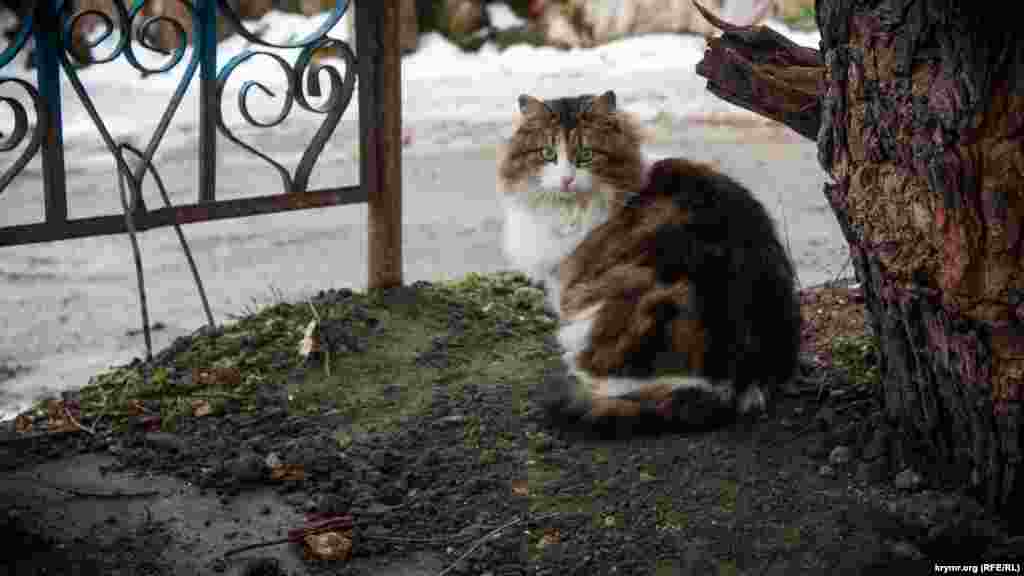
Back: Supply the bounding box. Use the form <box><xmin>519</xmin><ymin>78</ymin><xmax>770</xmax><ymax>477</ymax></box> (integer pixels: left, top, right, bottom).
<box><xmin>586</xmin><ymin>90</ymin><xmax>617</xmax><ymax>114</ymax></box>
<box><xmin>518</xmin><ymin>94</ymin><xmax>548</xmax><ymax>116</ymax></box>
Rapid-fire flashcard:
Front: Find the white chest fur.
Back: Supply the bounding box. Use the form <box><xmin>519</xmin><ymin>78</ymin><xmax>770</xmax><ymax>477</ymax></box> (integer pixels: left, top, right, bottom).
<box><xmin>500</xmin><ymin>195</ymin><xmax>608</xmax><ymax>313</ymax></box>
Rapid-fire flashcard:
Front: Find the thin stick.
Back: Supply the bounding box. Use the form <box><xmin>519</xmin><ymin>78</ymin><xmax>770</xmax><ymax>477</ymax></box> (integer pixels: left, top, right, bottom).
<box><xmin>776</xmin><ymin>190</ymin><xmax>799</xmax><ymax>290</ymax></box>
<box><xmin>182</xmin><ymin>391</ymin><xmax>246</xmax><ymax>400</ymax></box>
<box><xmin>830</xmin><ymin>252</ymin><xmax>853</xmax><ymax>285</ymax></box>
<box><xmin>6</xmin><ymin>474</ymin><xmax>160</xmax><ymax>500</ymax></box>
<box><xmin>767</xmin><ymin>421</ymin><xmax>818</xmax><ymax>448</ymax></box>
<box><xmin>832</xmin><ymin>398</ymin><xmax>874</xmax><ymax>414</ymax></box>
<box><xmin>64</xmin><ymin>406</ymin><xmax>95</xmax><ymax>436</ymax></box>
<box><xmin>437</xmin><ymin>513</ymin><xmax>560</xmax><ymax>576</ymax></box>
<box><xmin>307</xmin><ymin>301</ymin><xmax>330</xmax><ymax>377</ymax></box>
<box><xmin>223</xmin><ymin>537</ymin><xmax>292</xmax><ymax>557</ymax></box>
<box><xmin>362</xmin><ymin>534</ymin><xmax>465</xmax><ymax>544</ymax></box>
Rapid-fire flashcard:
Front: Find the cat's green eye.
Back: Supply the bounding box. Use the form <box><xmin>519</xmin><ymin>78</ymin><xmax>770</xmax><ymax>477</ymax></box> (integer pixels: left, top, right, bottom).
<box><xmin>576</xmin><ymin>146</ymin><xmax>594</xmax><ymax>166</ymax></box>
<box><xmin>540</xmin><ymin>146</ymin><xmax>557</xmax><ymax>163</ymax></box>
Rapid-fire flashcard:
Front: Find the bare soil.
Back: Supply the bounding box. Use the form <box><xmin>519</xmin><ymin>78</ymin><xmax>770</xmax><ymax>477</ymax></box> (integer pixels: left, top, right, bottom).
<box><xmin>1</xmin><ymin>274</ymin><xmax>1021</xmax><ymax>575</ymax></box>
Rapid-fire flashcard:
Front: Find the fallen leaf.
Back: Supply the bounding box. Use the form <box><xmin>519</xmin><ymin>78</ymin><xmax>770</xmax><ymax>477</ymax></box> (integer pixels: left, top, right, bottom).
<box><xmin>270</xmin><ymin>463</ymin><xmax>306</xmax><ymax>482</ymax></box>
<box><xmin>14</xmin><ymin>413</ymin><xmax>33</xmax><ymax>433</ymax></box>
<box><xmin>302</xmin><ymin>530</ymin><xmax>352</xmax><ymax>561</ymax></box>
<box><xmin>45</xmin><ymin>399</ymin><xmax>77</xmax><ymax>433</ymax></box>
<box><xmin>193</xmin><ymin>366</ymin><xmax>241</xmax><ymax>388</ymax></box>
<box><xmin>299</xmin><ymin>319</ymin><xmax>321</xmax><ymax>358</ymax></box>
<box><xmin>538</xmin><ymin>527</ymin><xmax>561</xmax><ymax>548</ymax></box>
<box><xmin>140</xmin><ymin>415</ymin><xmax>162</xmax><ymax>432</ymax></box>
<box><xmin>511</xmin><ymin>479</ymin><xmax>529</xmax><ymax>497</ymax></box>
<box><xmin>127</xmin><ymin>399</ymin><xmax>147</xmax><ymax>416</ymax></box>
<box><xmin>191</xmin><ymin>399</ymin><xmax>213</xmax><ymax>418</ymax></box>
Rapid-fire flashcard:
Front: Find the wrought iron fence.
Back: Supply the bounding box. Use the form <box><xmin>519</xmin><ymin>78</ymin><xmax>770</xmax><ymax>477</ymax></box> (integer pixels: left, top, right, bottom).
<box><xmin>0</xmin><ymin>0</ymin><xmax>403</xmax><ymax>358</ymax></box>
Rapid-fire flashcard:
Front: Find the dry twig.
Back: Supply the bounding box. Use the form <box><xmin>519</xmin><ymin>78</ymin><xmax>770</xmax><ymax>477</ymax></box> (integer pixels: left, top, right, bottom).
<box><xmin>437</xmin><ymin>512</ymin><xmax>560</xmax><ymax>576</ymax></box>
<box><xmin>64</xmin><ymin>406</ymin><xmax>96</xmax><ymax>436</ymax></box>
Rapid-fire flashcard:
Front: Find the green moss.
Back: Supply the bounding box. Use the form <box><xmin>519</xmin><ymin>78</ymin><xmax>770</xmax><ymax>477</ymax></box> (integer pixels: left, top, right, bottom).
<box><xmin>782</xmin><ymin>525</ymin><xmax>802</xmax><ymax>547</ymax></box>
<box><xmin>654</xmin><ymin>496</ymin><xmax>689</xmax><ymax>532</ymax></box>
<box><xmin>831</xmin><ymin>333</ymin><xmax>881</xmax><ymax>388</ymax></box>
<box><xmin>718</xmin><ymin>560</ymin><xmax>739</xmax><ymax>576</ymax></box>
<box><xmin>479</xmin><ymin>449</ymin><xmax>498</xmax><ymax>466</ymax></box>
<box><xmin>655</xmin><ymin>558</ymin><xmax>684</xmax><ymax>576</ymax></box>
<box><xmin>492</xmin><ymin>26</ymin><xmax>548</xmax><ymax>50</ymax></box>
<box><xmin>69</xmin><ymin>271</ymin><xmax>560</xmax><ymax>434</ymax></box>
<box><xmin>781</xmin><ymin>6</ymin><xmax>817</xmax><ymax>30</ymax></box>
<box><xmin>717</xmin><ymin>479</ymin><xmax>739</xmax><ymax>513</ymax></box>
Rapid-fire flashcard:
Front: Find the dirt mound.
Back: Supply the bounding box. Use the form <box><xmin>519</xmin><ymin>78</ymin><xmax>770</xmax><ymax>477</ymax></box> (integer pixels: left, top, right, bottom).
<box><xmin>1</xmin><ymin>274</ymin><xmax>1019</xmax><ymax>574</ymax></box>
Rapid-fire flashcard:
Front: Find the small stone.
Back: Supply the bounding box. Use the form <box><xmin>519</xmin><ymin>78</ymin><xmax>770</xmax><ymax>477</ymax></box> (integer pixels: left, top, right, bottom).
<box><xmin>144</xmin><ymin>432</ymin><xmax>186</xmax><ymax>453</ymax></box>
<box><xmin>888</xmin><ymin>540</ymin><xmax>925</xmax><ymax>560</ymax></box>
<box><xmin>819</xmin><ymin>464</ymin><xmax>836</xmax><ymax>478</ymax></box>
<box><xmin>440</xmin><ymin>414</ymin><xmax>466</xmax><ymax>426</ymax></box>
<box><xmin>316</xmin><ymin>493</ymin><xmax>350</xmax><ymax>515</ymax></box>
<box><xmin>829</xmin><ymin>445</ymin><xmax>852</xmax><ymax>466</ymax></box>
<box><xmin>893</xmin><ymin>468</ymin><xmax>922</xmax><ymax>491</ymax></box>
<box><xmin>856</xmin><ymin>459</ymin><xmax>889</xmax><ymax>484</ymax></box>
<box><xmin>805</xmin><ymin>437</ymin><xmax>830</xmax><ymax>459</ymax></box>
<box><xmin>240</xmin><ymin>557</ymin><xmax>285</xmax><ymax>576</ymax></box>
<box><xmin>815</xmin><ymin>406</ymin><xmax>835</xmax><ymax>429</ymax></box>
<box><xmin>224</xmin><ymin>452</ymin><xmax>266</xmax><ymax>484</ymax></box>
<box><xmin>831</xmin><ymin>423</ymin><xmax>859</xmax><ymax>447</ymax></box>
<box><xmin>861</xmin><ymin>430</ymin><xmax>889</xmax><ymax>461</ymax></box>
<box><xmin>264</xmin><ymin>452</ymin><xmax>282</xmax><ymax>469</ymax></box>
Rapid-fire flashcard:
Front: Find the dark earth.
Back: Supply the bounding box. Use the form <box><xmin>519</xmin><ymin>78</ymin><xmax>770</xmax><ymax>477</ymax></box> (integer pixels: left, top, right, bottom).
<box><xmin>1</xmin><ymin>273</ymin><xmax>1021</xmax><ymax>575</ymax></box>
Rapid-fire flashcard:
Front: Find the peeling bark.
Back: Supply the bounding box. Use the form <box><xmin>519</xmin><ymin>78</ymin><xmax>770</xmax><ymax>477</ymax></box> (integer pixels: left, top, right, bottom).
<box><xmin>697</xmin><ymin>1</ymin><xmax>1024</xmax><ymax>515</ymax></box>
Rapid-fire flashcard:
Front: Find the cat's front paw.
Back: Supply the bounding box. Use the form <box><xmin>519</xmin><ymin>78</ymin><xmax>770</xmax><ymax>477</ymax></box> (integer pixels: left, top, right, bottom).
<box><xmin>736</xmin><ymin>384</ymin><xmax>767</xmax><ymax>415</ymax></box>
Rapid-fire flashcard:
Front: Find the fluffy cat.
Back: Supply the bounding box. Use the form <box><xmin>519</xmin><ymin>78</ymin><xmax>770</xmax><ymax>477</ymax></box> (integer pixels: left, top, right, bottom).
<box><xmin>497</xmin><ymin>89</ymin><xmax>801</xmax><ymax>430</ymax></box>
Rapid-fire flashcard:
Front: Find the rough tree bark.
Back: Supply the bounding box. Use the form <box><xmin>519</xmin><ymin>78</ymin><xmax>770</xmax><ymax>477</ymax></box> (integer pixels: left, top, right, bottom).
<box><xmin>696</xmin><ymin>0</ymin><xmax>1024</xmax><ymax>516</ymax></box>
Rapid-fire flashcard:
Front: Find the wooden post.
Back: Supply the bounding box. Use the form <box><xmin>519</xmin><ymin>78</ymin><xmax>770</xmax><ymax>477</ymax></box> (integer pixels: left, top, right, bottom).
<box><xmin>357</xmin><ymin>0</ymin><xmax>403</xmax><ymax>289</ymax></box>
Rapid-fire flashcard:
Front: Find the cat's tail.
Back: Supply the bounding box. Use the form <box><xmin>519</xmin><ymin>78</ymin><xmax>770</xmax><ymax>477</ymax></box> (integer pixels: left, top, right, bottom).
<box><xmin>538</xmin><ymin>371</ymin><xmax>737</xmax><ymax>438</ymax></box>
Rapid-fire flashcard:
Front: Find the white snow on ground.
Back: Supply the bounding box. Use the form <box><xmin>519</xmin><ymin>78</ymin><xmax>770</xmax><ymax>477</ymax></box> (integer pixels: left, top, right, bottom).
<box><xmin>3</xmin><ymin>3</ymin><xmax>819</xmax><ymax>153</ymax></box>
<box><xmin>486</xmin><ymin>2</ymin><xmax>527</xmax><ymax>30</ymax></box>
<box><xmin>0</xmin><ymin>5</ymin><xmax>827</xmax><ymax>419</ymax></box>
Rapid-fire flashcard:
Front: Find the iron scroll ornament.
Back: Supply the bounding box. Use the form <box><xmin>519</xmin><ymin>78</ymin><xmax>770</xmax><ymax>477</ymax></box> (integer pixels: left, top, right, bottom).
<box><xmin>0</xmin><ymin>78</ymin><xmax>45</xmax><ymax>195</ymax></box>
<box><xmin>1</xmin><ymin>0</ymin><xmax>355</xmax><ymax>203</ymax></box>
<box><xmin>215</xmin><ymin>37</ymin><xmax>357</xmax><ymax>196</ymax></box>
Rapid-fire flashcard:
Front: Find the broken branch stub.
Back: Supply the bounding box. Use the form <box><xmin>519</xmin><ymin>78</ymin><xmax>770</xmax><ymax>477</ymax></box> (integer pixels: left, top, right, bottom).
<box><xmin>692</xmin><ymin>0</ymin><xmax>824</xmax><ymax>141</ymax></box>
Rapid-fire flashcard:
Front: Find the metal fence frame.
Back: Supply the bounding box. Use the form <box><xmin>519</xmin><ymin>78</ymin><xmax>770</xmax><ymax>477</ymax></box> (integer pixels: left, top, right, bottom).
<box><xmin>0</xmin><ymin>0</ymin><xmax>402</xmax><ymax>282</ymax></box>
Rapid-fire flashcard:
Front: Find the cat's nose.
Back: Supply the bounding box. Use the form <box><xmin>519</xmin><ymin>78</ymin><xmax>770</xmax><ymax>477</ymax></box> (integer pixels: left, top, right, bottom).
<box><xmin>560</xmin><ymin>175</ymin><xmax>575</xmax><ymax>192</ymax></box>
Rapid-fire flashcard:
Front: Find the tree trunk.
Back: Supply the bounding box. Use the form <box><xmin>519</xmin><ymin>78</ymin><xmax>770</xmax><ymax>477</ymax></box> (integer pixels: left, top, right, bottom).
<box><xmin>817</xmin><ymin>0</ymin><xmax>1023</xmax><ymax>514</ymax></box>
<box><xmin>696</xmin><ymin>0</ymin><xmax>1024</xmax><ymax>518</ymax></box>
